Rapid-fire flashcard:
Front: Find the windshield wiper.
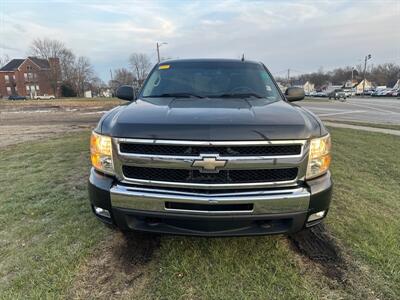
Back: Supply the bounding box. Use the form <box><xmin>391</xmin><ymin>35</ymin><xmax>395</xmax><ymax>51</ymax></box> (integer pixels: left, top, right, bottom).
<box><xmin>143</xmin><ymin>92</ymin><xmax>205</xmax><ymax>98</ymax></box>
<box><xmin>209</xmin><ymin>92</ymin><xmax>263</xmax><ymax>99</ymax></box>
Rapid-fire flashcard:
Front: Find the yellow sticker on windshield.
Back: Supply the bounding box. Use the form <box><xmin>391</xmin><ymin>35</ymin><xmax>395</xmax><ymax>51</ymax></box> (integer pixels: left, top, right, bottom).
<box><xmin>159</xmin><ymin>65</ymin><xmax>170</xmax><ymax>70</ymax></box>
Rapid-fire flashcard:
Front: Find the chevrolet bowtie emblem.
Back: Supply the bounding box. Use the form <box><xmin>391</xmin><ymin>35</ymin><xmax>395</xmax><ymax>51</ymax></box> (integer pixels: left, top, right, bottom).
<box><xmin>192</xmin><ymin>156</ymin><xmax>227</xmax><ymax>172</ymax></box>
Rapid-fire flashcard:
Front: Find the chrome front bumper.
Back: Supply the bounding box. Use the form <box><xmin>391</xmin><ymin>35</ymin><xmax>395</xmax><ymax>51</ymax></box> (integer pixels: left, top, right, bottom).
<box><xmin>110</xmin><ymin>184</ymin><xmax>310</xmax><ymax>215</ymax></box>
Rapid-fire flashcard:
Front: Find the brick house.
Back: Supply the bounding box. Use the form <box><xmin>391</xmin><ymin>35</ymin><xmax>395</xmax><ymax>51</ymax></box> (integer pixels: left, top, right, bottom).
<box><xmin>0</xmin><ymin>57</ymin><xmax>61</xmax><ymax>98</ymax></box>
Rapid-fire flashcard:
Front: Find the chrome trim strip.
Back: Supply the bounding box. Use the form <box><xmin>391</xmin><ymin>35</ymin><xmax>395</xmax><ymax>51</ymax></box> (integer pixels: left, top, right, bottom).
<box><xmin>116</xmin><ymin>138</ymin><xmax>306</xmax><ymax>146</ymax></box>
<box><xmin>111</xmin><ymin>184</ymin><xmax>310</xmax><ymax>215</ymax></box>
<box><xmin>116</xmin><ymin>153</ymin><xmax>305</xmax><ymax>170</ymax></box>
<box><xmin>119</xmin><ymin>177</ymin><xmax>300</xmax><ymax>189</ymax></box>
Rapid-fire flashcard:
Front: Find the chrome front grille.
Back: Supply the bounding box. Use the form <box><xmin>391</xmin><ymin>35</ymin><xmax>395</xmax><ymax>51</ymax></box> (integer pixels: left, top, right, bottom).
<box><xmin>119</xmin><ymin>143</ymin><xmax>302</xmax><ymax>156</ymax></box>
<box><xmin>112</xmin><ymin>139</ymin><xmax>309</xmax><ymax>190</ymax></box>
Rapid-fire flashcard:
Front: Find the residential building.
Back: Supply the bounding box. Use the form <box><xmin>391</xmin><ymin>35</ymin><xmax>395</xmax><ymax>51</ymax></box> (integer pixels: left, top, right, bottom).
<box><xmin>355</xmin><ymin>79</ymin><xmax>374</xmax><ymax>94</ymax></box>
<box><xmin>291</xmin><ymin>80</ymin><xmax>315</xmax><ymax>94</ymax></box>
<box><xmin>303</xmin><ymin>81</ymin><xmax>315</xmax><ymax>94</ymax></box>
<box><xmin>393</xmin><ymin>79</ymin><xmax>400</xmax><ymax>90</ymax></box>
<box><xmin>0</xmin><ymin>57</ymin><xmax>60</xmax><ymax>98</ymax></box>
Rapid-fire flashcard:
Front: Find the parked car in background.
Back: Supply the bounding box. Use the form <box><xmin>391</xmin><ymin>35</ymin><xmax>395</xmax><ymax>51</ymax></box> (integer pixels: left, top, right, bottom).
<box><xmin>372</xmin><ymin>88</ymin><xmax>398</xmax><ymax>97</ymax></box>
<box><xmin>343</xmin><ymin>89</ymin><xmax>352</xmax><ymax>98</ymax></box>
<box><xmin>34</xmin><ymin>94</ymin><xmax>55</xmax><ymax>100</ymax></box>
<box><xmin>328</xmin><ymin>89</ymin><xmax>346</xmax><ymax>100</ymax></box>
<box><xmin>8</xmin><ymin>95</ymin><xmax>27</xmax><ymax>100</ymax></box>
<box><xmin>315</xmin><ymin>91</ymin><xmax>327</xmax><ymax>97</ymax></box>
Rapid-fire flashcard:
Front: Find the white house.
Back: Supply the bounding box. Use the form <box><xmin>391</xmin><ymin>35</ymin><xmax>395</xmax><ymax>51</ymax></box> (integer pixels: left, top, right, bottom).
<box><xmin>303</xmin><ymin>81</ymin><xmax>315</xmax><ymax>94</ymax></box>
<box><xmin>393</xmin><ymin>79</ymin><xmax>400</xmax><ymax>89</ymax></box>
<box><xmin>355</xmin><ymin>79</ymin><xmax>373</xmax><ymax>94</ymax></box>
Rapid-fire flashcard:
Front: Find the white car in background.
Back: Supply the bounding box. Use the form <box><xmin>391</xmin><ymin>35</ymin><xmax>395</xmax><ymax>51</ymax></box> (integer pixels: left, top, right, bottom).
<box><xmin>343</xmin><ymin>89</ymin><xmax>352</xmax><ymax>98</ymax></box>
<box><xmin>34</xmin><ymin>94</ymin><xmax>55</xmax><ymax>100</ymax></box>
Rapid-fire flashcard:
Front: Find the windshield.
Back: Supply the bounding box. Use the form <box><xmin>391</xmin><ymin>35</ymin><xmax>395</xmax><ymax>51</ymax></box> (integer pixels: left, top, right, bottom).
<box><xmin>140</xmin><ymin>61</ymin><xmax>282</xmax><ymax>101</ymax></box>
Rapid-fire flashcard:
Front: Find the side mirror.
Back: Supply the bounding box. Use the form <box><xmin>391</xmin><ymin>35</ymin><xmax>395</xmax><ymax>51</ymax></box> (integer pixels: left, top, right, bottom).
<box><xmin>285</xmin><ymin>87</ymin><xmax>305</xmax><ymax>102</ymax></box>
<box><xmin>116</xmin><ymin>85</ymin><xmax>136</xmax><ymax>101</ymax></box>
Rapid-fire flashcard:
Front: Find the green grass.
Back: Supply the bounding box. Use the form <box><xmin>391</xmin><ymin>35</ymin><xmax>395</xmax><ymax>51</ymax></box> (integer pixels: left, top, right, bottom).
<box><xmin>0</xmin><ymin>132</ymin><xmax>110</xmax><ymax>298</ymax></box>
<box><xmin>325</xmin><ymin>120</ymin><xmax>400</xmax><ymax>131</ymax></box>
<box><xmin>326</xmin><ymin>127</ymin><xmax>400</xmax><ymax>298</ymax></box>
<box><xmin>1</xmin><ymin>128</ymin><xmax>399</xmax><ymax>299</ymax></box>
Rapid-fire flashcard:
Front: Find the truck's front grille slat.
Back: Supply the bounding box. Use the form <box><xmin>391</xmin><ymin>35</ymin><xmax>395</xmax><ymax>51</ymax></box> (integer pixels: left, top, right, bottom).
<box><xmin>119</xmin><ymin>143</ymin><xmax>302</xmax><ymax>156</ymax></box>
<box><xmin>122</xmin><ymin>166</ymin><xmax>298</xmax><ymax>184</ymax></box>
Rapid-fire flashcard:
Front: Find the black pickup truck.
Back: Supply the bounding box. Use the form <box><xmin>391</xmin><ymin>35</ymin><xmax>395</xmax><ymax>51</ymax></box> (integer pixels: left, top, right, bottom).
<box><xmin>89</xmin><ymin>59</ymin><xmax>332</xmax><ymax>236</ymax></box>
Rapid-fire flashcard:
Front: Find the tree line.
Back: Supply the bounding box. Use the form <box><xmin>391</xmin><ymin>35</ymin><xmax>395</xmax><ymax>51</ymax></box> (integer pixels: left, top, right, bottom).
<box><xmin>109</xmin><ymin>53</ymin><xmax>152</xmax><ymax>93</ymax></box>
<box><xmin>277</xmin><ymin>63</ymin><xmax>400</xmax><ymax>89</ymax></box>
<box><xmin>0</xmin><ymin>38</ymin><xmax>153</xmax><ymax>97</ymax></box>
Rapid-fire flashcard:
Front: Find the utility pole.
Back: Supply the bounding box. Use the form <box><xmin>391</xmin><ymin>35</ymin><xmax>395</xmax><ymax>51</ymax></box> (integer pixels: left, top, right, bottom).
<box><xmin>156</xmin><ymin>42</ymin><xmax>168</xmax><ymax>63</ymax></box>
<box><xmin>287</xmin><ymin>69</ymin><xmax>290</xmax><ymax>86</ymax></box>
<box><xmin>362</xmin><ymin>54</ymin><xmax>371</xmax><ymax>96</ymax></box>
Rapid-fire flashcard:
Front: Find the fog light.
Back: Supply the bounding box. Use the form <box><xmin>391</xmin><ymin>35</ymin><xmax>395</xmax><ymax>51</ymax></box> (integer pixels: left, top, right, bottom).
<box><xmin>94</xmin><ymin>206</ymin><xmax>111</xmax><ymax>218</ymax></box>
<box><xmin>307</xmin><ymin>210</ymin><xmax>326</xmax><ymax>222</ymax></box>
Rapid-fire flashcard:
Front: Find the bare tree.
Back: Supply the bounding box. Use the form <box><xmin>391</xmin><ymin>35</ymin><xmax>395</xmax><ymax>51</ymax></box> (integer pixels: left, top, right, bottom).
<box><xmin>72</xmin><ymin>56</ymin><xmax>94</xmax><ymax>97</ymax></box>
<box><xmin>0</xmin><ymin>54</ymin><xmax>10</xmax><ymax>68</ymax></box>
<box><xmin>30</xmin><ymin>38</ymin><xmax>76</xmax><ymax>95</ymax></box>
<box><xmin>30</xmin><ymin>38</ymin><xmax>71</xmax><ymax>94</ymax></box>
<box><xmin>128</xmin><ymin>53</ymin><xmax>152</xmax><ymax>86</ymax></box>
<box><xmin>113</xmin><ymin>68</ymin><xmax>135</xmax><ymax>85</ymax></box>
<box><xmin>89</xmin><ymin>76</ymin><xmax>105</xmax><ymax>97</ymax></box>
<box><xmin>30</xmin><ymin>38</ymin><xmax>66</xmax><ymax>59</ymax></box>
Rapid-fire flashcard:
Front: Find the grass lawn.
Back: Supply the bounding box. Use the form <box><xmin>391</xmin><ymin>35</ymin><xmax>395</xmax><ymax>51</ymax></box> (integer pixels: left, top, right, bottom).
<box><xmin>325</xmin><ymin>120</ymin><xmax>400</xmax><ymax>131</ymax></box>
<box><xmin>0</xmin><ymin>128</ymin><xmax>399</xmax><ymax>299</ymax></box>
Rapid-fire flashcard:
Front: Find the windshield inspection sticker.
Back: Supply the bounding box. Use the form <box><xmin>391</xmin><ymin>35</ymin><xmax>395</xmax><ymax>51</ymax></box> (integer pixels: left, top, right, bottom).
<box><xmin>159</xmin><ymin>65</ymin><xmax>170</xmax><ymax>70</ymax></box>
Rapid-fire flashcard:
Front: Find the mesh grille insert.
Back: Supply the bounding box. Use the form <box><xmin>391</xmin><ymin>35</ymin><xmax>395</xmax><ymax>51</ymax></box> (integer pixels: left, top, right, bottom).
<box><xmin>122</xmin><ymin>166</ymin><xmax>298</xmax><ymax>184</ymax></box>
<box><xmin>119</xmin><ymin>143</ymin><xmax>302</xmax><ymax>156</ymax></box>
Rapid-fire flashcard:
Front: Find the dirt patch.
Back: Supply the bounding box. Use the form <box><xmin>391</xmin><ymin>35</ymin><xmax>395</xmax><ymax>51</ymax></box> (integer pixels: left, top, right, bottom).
<box><xmin>289</xmin><ymin>224</ymin><xmax>347</xmax><ymax>282</ymax></box>
<box><xmin>0</xmin><ymin>100</ymin><xmax>117</xmax><ymax>148</ymax></box>
<box><xmin>69</xmin><ymin>230</ymin><xmax>160</xmax><ymax>299</ymax></box>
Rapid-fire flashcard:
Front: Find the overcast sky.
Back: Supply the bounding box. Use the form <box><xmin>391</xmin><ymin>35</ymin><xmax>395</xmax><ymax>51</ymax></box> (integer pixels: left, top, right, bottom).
<box><xmin>1</xmin><ymin>0</ymin><xmax>399</xmax><ymax>81</ymax></box>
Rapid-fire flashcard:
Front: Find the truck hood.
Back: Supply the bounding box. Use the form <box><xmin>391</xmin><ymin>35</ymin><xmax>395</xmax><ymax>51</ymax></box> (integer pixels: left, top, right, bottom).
<box><xmin>100</xmin><ymin>97</ymin><xmax>324</xmax><ymax>140</ymax></box>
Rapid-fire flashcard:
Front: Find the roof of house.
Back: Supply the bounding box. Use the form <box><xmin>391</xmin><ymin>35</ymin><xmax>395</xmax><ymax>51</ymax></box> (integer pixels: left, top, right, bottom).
<box><xmin>0</xmin><ymin>59</ymin><xmax>25</xmax><ymax>71</ymax></box>
<box><xmin>28</xmin><ymin>57</ymin><xmax>50</xmax><ymax>69</ymax></box>
<box><xmin>0</xmin><ymin>57</ymin><xmax>51</xmax><ymax>72</ymax></box>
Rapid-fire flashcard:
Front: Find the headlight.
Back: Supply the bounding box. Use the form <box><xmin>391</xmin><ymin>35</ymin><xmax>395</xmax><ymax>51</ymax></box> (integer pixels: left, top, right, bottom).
<box><xmin>90</xmin><ymin>132</ymin><xmax>114</xmax><ymax>174</ymax></box>
<box><xmin>306</xmin><ymin>134</ymin><xmax>331</xmax><ymax>179</ymax></box>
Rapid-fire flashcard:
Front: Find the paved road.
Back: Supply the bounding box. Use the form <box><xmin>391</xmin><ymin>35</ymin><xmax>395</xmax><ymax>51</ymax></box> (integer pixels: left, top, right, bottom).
<box><xmin>299</xmin><ymin>97</ymin><xmax>400</xmax><ymax>124</ymax></box>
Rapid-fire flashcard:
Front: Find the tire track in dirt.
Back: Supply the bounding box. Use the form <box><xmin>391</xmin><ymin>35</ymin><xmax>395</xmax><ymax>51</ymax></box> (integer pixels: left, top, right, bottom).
<box><xmin>288</xmin><ymin>224</ymin><xmax>379</xmax><ymax>299</ymax></box>
<box><xmin>69</xmin><ymin>230</ymin><xmax>160</xmax><ymax>299</ymax></box>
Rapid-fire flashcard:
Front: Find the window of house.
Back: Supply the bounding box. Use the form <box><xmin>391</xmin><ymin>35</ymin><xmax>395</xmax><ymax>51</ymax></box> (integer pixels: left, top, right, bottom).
<box><xmin>5</xmin><ymin>75</ymin><xmax>9</xmax><ymax>83</ymax></box>
<box><xmin>26</xmin><ymin>85</ymin><xmax>30</xmax><ymax>91</ymax></box>
<box><xmin>13</xmin><ymin>75</ymin><xmax>15</xmax><ymax>80</ymax></box>
<box><xmin>15</xmin><ymin>87</ymin><xmax>18</xmax><ymax>92</ymax></box>
<box><xmin>36</xmin><ymin>85</ymin><xmax>40</xmax><ymax>90</ymax></box>
<box><xmin>27</xmin><ymin>65</ymin><xmax>32</xmax><ymax>71</ymax></box>
<box><xmin>24</xmin><ymin>73</ymin><xmax>28</xmax><ymax>80</ymax></box>
<box><xmin>6</xmin><ymin>87</ymin><xmax>11</xmax><ymax>95</ymax></box>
